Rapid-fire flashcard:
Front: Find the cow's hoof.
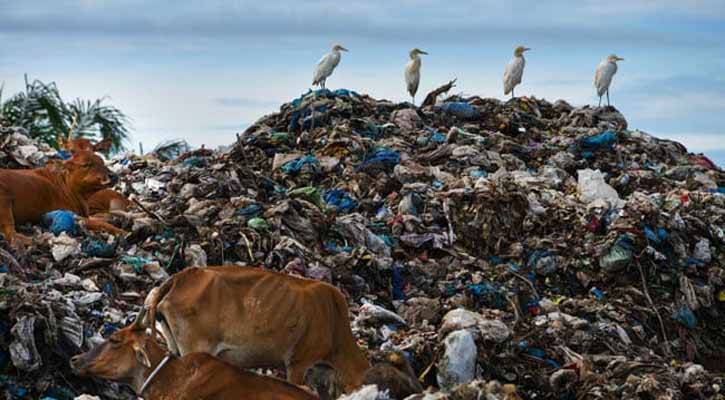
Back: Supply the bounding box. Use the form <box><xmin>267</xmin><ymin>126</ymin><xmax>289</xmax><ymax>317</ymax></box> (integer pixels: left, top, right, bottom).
<box><xmin>16</xmin><ymin>233</ymin><xmax>33</xmax><ymax>247</ymax></box>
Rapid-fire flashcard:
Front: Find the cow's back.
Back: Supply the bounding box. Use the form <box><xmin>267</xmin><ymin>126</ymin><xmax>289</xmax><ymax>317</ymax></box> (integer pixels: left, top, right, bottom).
<box><xmin>0</xmin><ymin>169</ymin><xmax>83</xmax><ymax>222</ymax></box>
<box><xmin>157</xmin><ymin>267</ymin><xmax>343</xmax><ymax>369</ymax></box>
<box><xmin>174</xmin><ymin>353</ymin><xmax>318</xmax><ymax>400</ymax></box>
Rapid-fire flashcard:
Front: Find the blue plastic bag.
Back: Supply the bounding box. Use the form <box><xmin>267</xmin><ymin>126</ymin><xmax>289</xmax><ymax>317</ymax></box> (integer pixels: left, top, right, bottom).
<box><xmin>355</xmin><ymin>148</ymin><xmax>401</xmax><ymax>171</ymax></box>
<box><xmin>237</xmin><ymin>204</ymin><xmax>263</xmax><ymax>217</ymax></box>
<box><xmin>82</xmin><ymin>240</ymin><xmax>116</xmax><ymax>258</ymax></box>
<box><xmin>281</xmin><ymin>155</ymin><xmax>319</xmax><ymax>175</ymax></box>
<box><xmin>41</xmin><ymin>210</ymin><xmax>79</xmax><ymax>236</ymax></box>
<box><xmin>579</xmin><ymin>130</ymin><xmax>617</xmax><ymax>149</ymax></box>
<box><xmin>323</xmin><ymin>189</ymin><xmax>358</xmax><ymax>211</ymax></box>
<box><xmin>439</xmin><ymin>102</ymin><xmax>479</xmax><ymax>119</ymax></box>
<box><xmin>673</xmin><ymin>307</ymin><xmax>697</xmax><ymax>328</ymax></box>
<box><xmin>290</xmin><ymin>88</ymin><xmax>358</xmax><ymax>108</ymax></box>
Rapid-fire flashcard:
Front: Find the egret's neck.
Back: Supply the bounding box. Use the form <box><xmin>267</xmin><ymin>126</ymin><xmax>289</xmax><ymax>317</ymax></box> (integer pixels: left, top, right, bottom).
<box><xmin>410</xmin><ymin>56</ymin><xmax>421</xmax><ymax>68</ymax></box>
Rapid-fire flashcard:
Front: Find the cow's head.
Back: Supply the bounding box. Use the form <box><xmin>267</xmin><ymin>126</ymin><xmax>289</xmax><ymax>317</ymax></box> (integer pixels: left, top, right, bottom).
<box><xmin>64</xmin><ymin>150</ymin><xmax>117</xmax><ymax>195</ymax></box>
<box><xmin>60</xmin><ymin>137</ymin><xmax>113</xmax><ymax>155</ymax></box>
<box><xmin>70</xmin><ymin>313</ymin><xmax>153</xmax><ymax>384</ymax></box>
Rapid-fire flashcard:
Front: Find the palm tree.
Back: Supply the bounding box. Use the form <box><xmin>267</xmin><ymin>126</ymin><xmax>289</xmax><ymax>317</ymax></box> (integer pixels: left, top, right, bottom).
<box><xmin>0</xmin><ymin>75</ymin><xmax>130</xmax><ymax>153</ymax></box>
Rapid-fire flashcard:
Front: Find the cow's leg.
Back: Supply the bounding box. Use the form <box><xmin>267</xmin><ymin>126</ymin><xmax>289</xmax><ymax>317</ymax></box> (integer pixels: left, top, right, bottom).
<box><xmin>0</xmin><ymin>197</ymin><xmax>18</xmax><ymax>246</ymax></box>
<box><xmin>158</xmin><ymin>319</ymin><xmax>180</xmax><ymax>356</ymax></box>
<box><xmin>287</xmin><ymin>361</ymin><xmax>316</xmax><ymax>386</ymax></box>
<box><xmin>80</xmin><ymin>217</ymin><xmax>127</xmax><ymax>236</ymax></box>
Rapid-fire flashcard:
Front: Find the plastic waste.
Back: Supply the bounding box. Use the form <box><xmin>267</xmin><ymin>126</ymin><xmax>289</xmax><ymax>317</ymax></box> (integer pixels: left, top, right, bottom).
<box><xmin>9</xmin><ymin>316</ymin><xmax>42</xmax><ymax>371</ymax></box>
<box><xmin>599</xmin><ymin>235</ymin><xmax>634</xmax><ymax>273</ymax></box>
<box><xmin>42</xmin><ymin>210</ymin><xmax>79</xmax><ymax>236</ymax></box>
<box><xmin>356</xmin><ymin>148</ymin><xmax>401</xmax><ymax>172</ymax></box>
<box><xmin>247</xmin><ymin>217</ymin><xmax>269</xmax><ymax>231</ymax></box>
<box><xmin>281</xmin><ymin>155</ymin><xmax>319</xmax><ymax>176</ymax></box>
<box><xmin>337</xmin><ymin>385</ymin><xmax>390</xmax><ymax>400</ymax></box>
<box><xmin>672</xmin><ymin>307</ymin><xmax>697</xmax><ymax>328</ymax></box>
<box><xmin>323</xmin><ymin>189</ymin><xmax>358</xmax><ymax>211</ymax></box>
<box><xmin>440</xmin><ymin>309</ymin><xmax>510</xmax><ymax>343</ymax></box>
<box><xmin>577</xmin><ymin>169</ymin><xmax>625</xmax><ymax>208</ymax></box>
<box><xmin>439</xmin><ymin>102</ymin><xmax>479</xmax><ymax>119</ymax></box>
<box><xmin>50</xmin><ymin>233</ymin><xmax>82</xmax><ymax>262</ymax></box>
<box><xmin>82</xmin><ymin>240</ymin><xmax>116</xmax><ymax>258</ymax></box>
<box><xmin>355</xmin><ymin>301</ymin><xmax>407</xmax><ymax>327</ymax></box>
<box><xmin>579</xmin><ymin>130</ymin><xmax>617</xmax><ymax>149</ymax></box>
<box><xmin>437</xmin><ymin>330</ymin><xmax>477</xmax><ymax>390</ymax></box>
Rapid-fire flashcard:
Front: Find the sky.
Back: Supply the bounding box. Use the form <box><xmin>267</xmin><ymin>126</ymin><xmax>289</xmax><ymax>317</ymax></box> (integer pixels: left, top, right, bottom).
<box><xmin>1</xmin><ymin>0</ymin><xmax>724</xmax><ymax>166</ymax></box>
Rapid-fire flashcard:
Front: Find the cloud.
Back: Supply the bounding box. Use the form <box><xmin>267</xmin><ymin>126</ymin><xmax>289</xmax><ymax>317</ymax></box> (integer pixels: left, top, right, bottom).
<box><xmin>1</xmin><ymin>0</ymin><xmax>723</xmax><ymax>47</ymax></box>
<box><xmin>213</xmin><ymin>97</ymin><xmax>279</xmax><ymax>108</ymax></box>
<box><xmin>207</xmin><ymin>123</ymin><xmax>250</xmax><ymax>131</ymax></box>
<box><xmin>655</xmin><ymin>132</ymin><xmax>725</xmax><ymax>151</ymax></box>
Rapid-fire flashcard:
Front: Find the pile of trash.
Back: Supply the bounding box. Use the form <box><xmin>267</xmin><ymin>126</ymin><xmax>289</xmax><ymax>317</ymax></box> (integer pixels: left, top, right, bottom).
<box><xmin>1</xmin><ymin>89</ymin><xmax>723</xmax><ymax>399</ymax></box>
<box><xmin>0</xmin><ymin>119</ymin><xmax>60</xmax><ymax>168</ymax></box>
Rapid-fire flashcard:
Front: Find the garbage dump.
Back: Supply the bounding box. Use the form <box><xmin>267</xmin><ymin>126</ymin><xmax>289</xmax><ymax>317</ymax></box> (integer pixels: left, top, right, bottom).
<box><xmin>0</xmin><ymin>88</ymin><xmax>723</xmax><ymax>399</ymax></box>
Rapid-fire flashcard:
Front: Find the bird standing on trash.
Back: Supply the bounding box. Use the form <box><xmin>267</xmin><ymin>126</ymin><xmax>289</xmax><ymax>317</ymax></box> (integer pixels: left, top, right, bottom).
<box><xmin>503</xmin><ymin>45</ymin><xmax>530</xmax><ymax>99</ymax></box>
<box><xmin>313</xmin><ymin>44</ymin><xmax>348</xmax><ymax>89</ymax></box>
<box><xmin>595</xmin><ymin>54</ymin><xmax>624</xmax><ymax>107</ymax></box>
<box><xmin>404</xmin><ymin>48</ymin><xmax>428</xmax><ymax>106</ymax></box>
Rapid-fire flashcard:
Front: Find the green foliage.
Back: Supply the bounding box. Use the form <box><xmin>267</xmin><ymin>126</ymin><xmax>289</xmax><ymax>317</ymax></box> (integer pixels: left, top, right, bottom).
<box><xmin>0</xmin><ymin>76</ymin><xmax>130</xmax><ymax>153</ymax></box>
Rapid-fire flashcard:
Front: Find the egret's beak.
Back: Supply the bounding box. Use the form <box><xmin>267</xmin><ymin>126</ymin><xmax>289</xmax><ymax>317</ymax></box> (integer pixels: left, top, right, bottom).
<box><xmin>340</xmin><ymin>46</ymin><xmax>349</xmax><ymax>52</ymax></box>
<box><xmin>419</xmin><ymin>50</ymin><xmax>429</xmax><ymax>55</ymax></box>
<box><xmin>616</xmin><ymin>56</ymin><xmax>624</xmax><ymax>61</ymax></box>
<box><xmin>524</xmin><ymin>47</ymin><xmax>531</xmax><ymax>52</ymax></box>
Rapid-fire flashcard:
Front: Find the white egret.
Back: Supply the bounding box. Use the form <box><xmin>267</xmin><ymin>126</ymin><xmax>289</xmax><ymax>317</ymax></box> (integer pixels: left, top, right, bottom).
<box><xmin>404</xmin><ymin>48</ymin><xmax>428</xmax><ymax>105</ymax></box>
<box><xmin>312</xmin><ymin>44</ymin><xmax>348</xmax><ymax>89</ymax></box>
<box><xmin>595</xmin><ymin>54</ymin><xmax>624</xmax><ymax>107</ymax></box>
<box><xmin>503</xmin><ymin>45</ymin><xmax>530</xmax><ymax>98</ymax></box>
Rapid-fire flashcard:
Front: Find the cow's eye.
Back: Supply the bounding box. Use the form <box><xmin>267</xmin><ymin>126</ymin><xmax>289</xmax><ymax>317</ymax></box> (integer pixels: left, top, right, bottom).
<box><xmin>109</xmin><ymin>337</ymin><xmax>121</xmax><ymax>344</ymax></box>
<box><xmin>83</xmin><ymin>163</ymin><xmax>92</xmax><ymax>168</ymax></box>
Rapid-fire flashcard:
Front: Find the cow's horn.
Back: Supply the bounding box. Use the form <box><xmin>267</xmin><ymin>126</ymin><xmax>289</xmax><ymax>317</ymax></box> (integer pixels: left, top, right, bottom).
<box><xmin>132</xmin><ymin>307</ymin><xmax>147</xmax><ymax>330</ymax></box>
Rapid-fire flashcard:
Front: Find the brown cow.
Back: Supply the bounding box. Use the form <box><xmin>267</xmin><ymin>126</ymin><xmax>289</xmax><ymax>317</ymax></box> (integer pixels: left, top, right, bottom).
<box><xmin>145</xmin><ymin>266</ymin><xmax>371</xmax><ymax>393</ymax></box>
<box><xmin>70</xmin><ymin>319</ymin><xmax>318</xmax><ymax>400</ymax></box>
<box><xmin>0</xmin><ymin>150</ymin><xmax>125</xmax><ymax>245</ymax></box>
<box><xmin>60</xmin><ymin>137</ymin><xmax>131</xmax><ymax>216</ymax></box>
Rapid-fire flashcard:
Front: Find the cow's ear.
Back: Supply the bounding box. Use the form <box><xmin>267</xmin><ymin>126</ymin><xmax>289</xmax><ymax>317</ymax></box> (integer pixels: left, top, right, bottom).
<box><xmin>133</xmin><ymin>342</ymin><xmax>152</xmax><ymax>368</ymax></box>
<box><xmin>93</xmin><ymin>138</ymin><xmax>112</xmax><ymax>153</ymax></box>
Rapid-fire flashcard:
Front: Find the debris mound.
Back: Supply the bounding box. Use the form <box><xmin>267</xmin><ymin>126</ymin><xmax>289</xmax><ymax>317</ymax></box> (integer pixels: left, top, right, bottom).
<box><xmin>1</xmin><ymin>91</ymin><xmax>723</xmax><ymax>399</ymax></box>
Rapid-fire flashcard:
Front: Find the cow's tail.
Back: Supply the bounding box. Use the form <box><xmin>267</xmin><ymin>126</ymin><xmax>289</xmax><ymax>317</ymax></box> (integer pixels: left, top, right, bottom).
<box><xmin>148</xmin><ymin>274</ymin><xmax>176</xmax><ymax>344</ymax></box>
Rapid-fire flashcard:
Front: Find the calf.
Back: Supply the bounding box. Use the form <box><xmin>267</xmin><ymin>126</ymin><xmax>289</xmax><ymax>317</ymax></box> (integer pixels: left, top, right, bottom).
<box><xmin>0</xmin><ymin>150</ymin><xmax>124</xmax><ymax>245</ymax></box>
<box><xmin>145</xmin><ymin>266</ymin><xmax>371</xmax><ymax>393</ymax></box>
<box><xmin>70</xmin><ymin>317</ymin><xmax>317</xmax><ymax>400</ymax></box>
